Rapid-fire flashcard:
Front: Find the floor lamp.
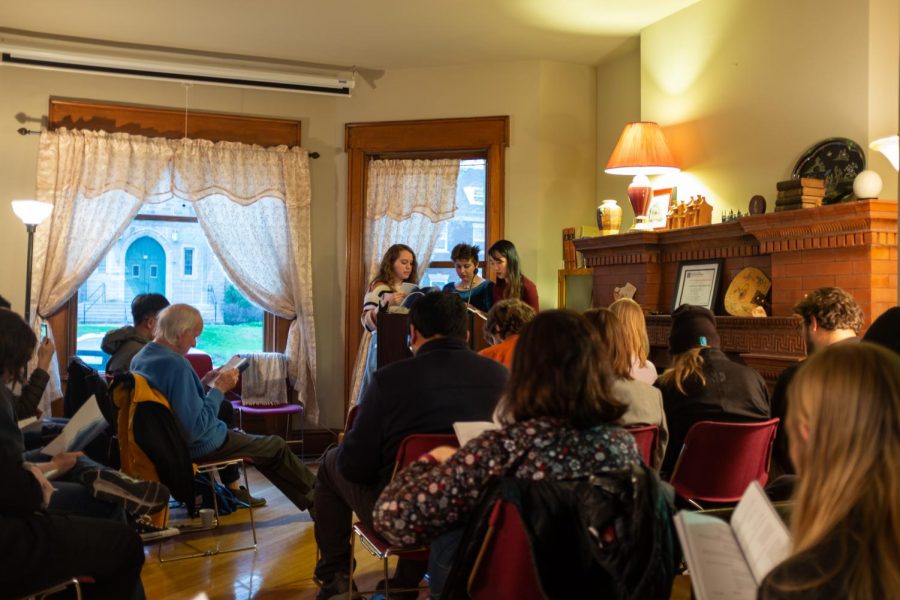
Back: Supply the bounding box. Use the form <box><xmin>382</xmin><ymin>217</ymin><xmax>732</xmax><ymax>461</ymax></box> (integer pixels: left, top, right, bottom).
<box><xmin>11</xmin><ymin>200</ymin><xmax>54</xmax><ymax>324</ymax></box>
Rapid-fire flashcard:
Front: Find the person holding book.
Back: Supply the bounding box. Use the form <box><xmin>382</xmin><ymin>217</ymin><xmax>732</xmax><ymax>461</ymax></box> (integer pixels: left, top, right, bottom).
<box><xmin>478</xmin><ymin>298</ymin><xmax>535</xmax><ymax>369</ymax></box>
<box><xmin>655</xmin><ymin>304</ymin><xmax>769</xmax><ymax>477</ymax></box>
<box><xmin>759</xmin><ymin>342</ymin><xmax>900</xmax><ymax>599</ymax></box>
<box><xmin>0</xmin><ymin>308</ymin><xmax>170</xmax><ymax>521</ymax></box>
<box><xmin>584</xmin><ymin>307</ymin><xmax>668</xmax><ymax>469</ymax></box>
<box><xmin>609</xmin><ymin>297</ymin><xmax>658</xmax><ymax>385</ymax></box>
<box><xmin>441</xmin><ymin>243</ymin><xmax>493</xmax><ymax>312</ymax></box>
<box><xmin>374</xmin><ymin>310</ymin><xmax>677</xmax><ymax>599</ymax></box>
<box><xmin>487</xmin><ymin>239</ymin><xmax>539</xmax><ymax>313</ymax></box>
<box><xmin>357</xmin><ymin>244</ymin><xmax>419</xmax><ymax>404</ymax></box>
<box><xmin>130</xmin><ymin>303</ymin><xmax>315</xmax><ymax>513</ymax></box>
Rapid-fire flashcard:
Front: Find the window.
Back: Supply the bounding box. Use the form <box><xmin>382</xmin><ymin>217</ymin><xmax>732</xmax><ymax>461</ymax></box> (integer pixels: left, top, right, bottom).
<box><xmin>345</xmin><ymin>116</ymin><xmax>508</xmax><ymax>408</ymax></box>
<box><xmin>75</xmin><ymin>196</ymin><xmax>264</xmax><ymax>370</ymax></box>
<box><xmin>183</xmin><ymin>247</ymin><xmax>195</xmax><ymax>277</ymax></box>
<box><xmin>420</xmin><ymin>159</ymin><xmax>487</xmax><ymax>288</ymax></box>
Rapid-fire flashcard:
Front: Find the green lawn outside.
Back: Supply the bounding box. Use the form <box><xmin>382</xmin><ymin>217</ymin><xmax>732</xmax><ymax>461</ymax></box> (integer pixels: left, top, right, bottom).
<box><xmin>77</xmin><ymin>322</ymin><xmax>264</xmax><ymax>366</ymax></box>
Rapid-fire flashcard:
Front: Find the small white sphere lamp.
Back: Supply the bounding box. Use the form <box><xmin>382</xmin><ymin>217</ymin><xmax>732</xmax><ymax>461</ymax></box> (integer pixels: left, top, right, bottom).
<box><xmin>852</xmin><ymin>170</ymin><xmax>883</xmax><ymax>200</ymax></box>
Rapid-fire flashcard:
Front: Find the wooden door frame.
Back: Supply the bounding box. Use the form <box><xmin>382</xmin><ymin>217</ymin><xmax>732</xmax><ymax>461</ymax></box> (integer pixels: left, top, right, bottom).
<box><xmin>343</xmin><ymin>116</ymin><xmax>509</xmax><ymax>416</ymax></box>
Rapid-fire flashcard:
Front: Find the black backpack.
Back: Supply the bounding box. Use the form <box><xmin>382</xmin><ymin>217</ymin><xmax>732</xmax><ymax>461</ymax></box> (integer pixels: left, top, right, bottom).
<box><xmin>64</xmin><ymin>357</ymin><xmax>118</xmax><ymax>466</ymax></box>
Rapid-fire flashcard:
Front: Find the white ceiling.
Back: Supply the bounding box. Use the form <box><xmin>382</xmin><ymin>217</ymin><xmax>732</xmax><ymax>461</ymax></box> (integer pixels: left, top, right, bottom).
<box><xmin>0</xmin><ymin>0</ymin><xmax>701</xmax><ymax>70</ymax></box>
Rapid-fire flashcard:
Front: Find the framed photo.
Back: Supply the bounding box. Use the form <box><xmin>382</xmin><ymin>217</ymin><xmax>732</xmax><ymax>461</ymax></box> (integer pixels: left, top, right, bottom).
<box><xmin>647</xmin><ymin>187</ymin><xmax>674</xmax><ymax>229</ymax></box>
<box><xmin>672</xmin><ymin>258</ymin><xmax>724</xmax><ymax>312</ymax></box>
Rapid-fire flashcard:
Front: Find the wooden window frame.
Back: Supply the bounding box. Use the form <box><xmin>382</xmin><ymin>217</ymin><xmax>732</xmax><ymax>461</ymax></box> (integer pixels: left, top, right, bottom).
<box><xmin>344</xmin><ymin>116</ymin><xmax>509</xmax><ymax>413</ymax></box>
<box><xmin>45</xmin><ymin>98</ymin><xmax>300</xmax><ymax>383</ymax></box>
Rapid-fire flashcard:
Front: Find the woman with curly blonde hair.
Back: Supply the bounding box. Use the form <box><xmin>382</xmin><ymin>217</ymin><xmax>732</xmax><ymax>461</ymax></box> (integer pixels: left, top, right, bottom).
<box><xmin>609</xmin><ymin>298</ymin><xmax>657</xmax><ymax>384</ymax></box>
<box><xmin>759</xmin><ymin>342</ymin><xmax>900</xmax><ymax>599</ymax></box>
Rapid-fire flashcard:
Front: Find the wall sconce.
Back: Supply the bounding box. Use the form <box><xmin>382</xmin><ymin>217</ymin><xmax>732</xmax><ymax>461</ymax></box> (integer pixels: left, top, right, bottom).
<box><xmin>605</xmin><ymin>122</ymin><xmax>680</xmax><ymax>230</ymax></box>
<box><xmin>870</xmin><ymin>135</ymin><xmax>899</xmax><ymax>171</ymax></box>
<box><xmin>11</xmin><ymin>200</ymin><xmax>54</xmax><ymax>323</ymax></box>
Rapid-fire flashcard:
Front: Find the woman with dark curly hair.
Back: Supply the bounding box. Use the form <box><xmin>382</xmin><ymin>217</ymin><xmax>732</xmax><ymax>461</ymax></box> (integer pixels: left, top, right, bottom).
<box><xmin>441</xmin><ymin>243</ymin><xmax>493</xmax><ymax>312</ymax></box>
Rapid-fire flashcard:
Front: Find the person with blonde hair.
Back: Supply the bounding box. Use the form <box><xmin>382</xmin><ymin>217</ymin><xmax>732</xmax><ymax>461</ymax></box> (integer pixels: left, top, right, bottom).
<box><xmin>655</xmin><ymin>304</ymin><xmax>769</xmax><ymax>476</ymax></box>
<box><xmin>584</xmin><ymin>308</ymin><xmax>668</xmax><ymax>469</ymax></box>
<box><xmin>759</xmin><ymin>343</ymin><xmax>900</xmax><ymax>599</ymax></box>
<box><xmin>609</xmin><ymin>297</ymin><xmax>657</xmax><ymax>384</ymax></box>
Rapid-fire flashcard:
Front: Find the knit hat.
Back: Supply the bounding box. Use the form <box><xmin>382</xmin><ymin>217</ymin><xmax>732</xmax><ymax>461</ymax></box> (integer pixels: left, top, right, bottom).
<box><xmin>863</xmin><ymin>306</ymin><xmax>900</xmax><ymax>356</ymax></box>
<box><xmin>669</xmin><ymin>304</ymin><xmax>720</xmax><ymax>354</ymax></box>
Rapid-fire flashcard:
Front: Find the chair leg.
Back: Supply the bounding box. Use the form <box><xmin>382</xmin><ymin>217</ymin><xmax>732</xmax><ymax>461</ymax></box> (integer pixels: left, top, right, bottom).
<box><xmin>348</xmin><ymin>533</ymin><xmax>356</xmax><ymax>600</ymax></box>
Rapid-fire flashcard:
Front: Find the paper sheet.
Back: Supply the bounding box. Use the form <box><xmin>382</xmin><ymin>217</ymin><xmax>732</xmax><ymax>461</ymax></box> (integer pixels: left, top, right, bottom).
<box><xmin>732</xmin><ymin>482</ymin><xmax>792</xmax><ymax>584</ymax></box>
<box><xmin>453</xmin><ymin>421</ymin><xmax>500</xmax><ymax>446</ymax></box>
<box><xmin>43</xmin><ymin>395</ymin><xmax>108</xmax><ymax>455</ymax></box>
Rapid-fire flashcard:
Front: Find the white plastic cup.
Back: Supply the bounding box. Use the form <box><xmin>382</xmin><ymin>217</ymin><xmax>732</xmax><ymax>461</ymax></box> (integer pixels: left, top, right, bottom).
<box><xmin>199</xmin><ymin>508</ymin><xmax>215</xmax><ymax>528</ymax></box>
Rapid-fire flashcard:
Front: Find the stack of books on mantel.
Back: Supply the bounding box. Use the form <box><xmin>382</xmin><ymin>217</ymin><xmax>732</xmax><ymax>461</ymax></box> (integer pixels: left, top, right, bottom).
<box><xmin>774</xmin><ymin>177</ymin><xmax>826</xmax><ymax>211</ymax></box>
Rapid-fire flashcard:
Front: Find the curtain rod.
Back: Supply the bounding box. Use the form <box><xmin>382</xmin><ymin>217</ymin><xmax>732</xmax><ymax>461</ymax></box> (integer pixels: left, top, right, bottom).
<box><xmin>14</xmin><ymin>127</ymin><xmax>320</xmax><ymax>158</ymax></box>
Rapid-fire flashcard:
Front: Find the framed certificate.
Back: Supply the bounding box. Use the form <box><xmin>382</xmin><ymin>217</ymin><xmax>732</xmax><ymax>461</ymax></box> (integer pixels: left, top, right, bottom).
<box><xmin>672</xmin><ymin>259</ymin><xmax>724</xmax><ymax>312</ymax></box>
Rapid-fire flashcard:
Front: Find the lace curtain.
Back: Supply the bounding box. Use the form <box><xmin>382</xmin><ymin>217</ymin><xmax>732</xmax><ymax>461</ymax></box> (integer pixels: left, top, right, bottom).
<box><xmin>348</xmin><ymin>158</ymin><xmax>461</xmax><ymax>404</ymax></box>
<box><xmin>30</xmin><ymin>128</ymin><xmax>318</xmax><ymax>422</ymax></box>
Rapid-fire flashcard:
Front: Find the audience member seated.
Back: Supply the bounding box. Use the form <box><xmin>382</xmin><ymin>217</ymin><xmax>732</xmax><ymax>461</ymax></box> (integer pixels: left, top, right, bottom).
<box><xmin>130</xmin><ymin>304</ymin><xmax>309</xmax><ymax>511</ymax></box>
<box><xmin>655</xmin><ymin>305</ymin><xmax>769</xmax><ymax>477</ymax></box>
<box><xmin>0</xmin><ymin>450</ymin><xmax>146</xmax><ymax>599</ymax></box>
<box><xmin>862</xmin><ymin>305</ymin><xmax>900</xmax><ymax>356</ymax></box>
<box><xmin>314</xmin><ymin>292</ymin><xmax>507</xmax><ymax>600</ymax></box>
<box><xmin>1</xmin><ymin>309</ymin><xmax>169</xmax><ymax>522</ymax></box>
<box><xmin>584</xmin><ymin>307</ymin><xmax>668</xmax><ymax>469</ymax></box>
<box><xmin>441</xmin><ymin>243</ymin><xmax>494</xmax><ymax>312</ymax></box>
<box><xmin>488</xmin><ymin>239</ymin><xmax>539</xmax><ymax>312</ymax></box>
<box><xmin>102</xmin><ymin>293</ymin><xmax>170</xmax><ymax>375</ymax></box>
<box><xmin>0</xmin><ymin>295</ymin><xmax>55</xmax><ymax>422</ymax></box>
<box><xmin>770</xmin><ymin>287</ymin><xmax>862</xmax><ymax>474</ymax></box>
<box><xmin>609</xmin><ymin>297</ymin><xmax>658</xmax><ymax>384</ymax></box>
<box><xmin>478</xmin><ymin>298</ymin><xmax>535</xmax><ymax>368</ymax></box>
<box><xmin>759</xmin><ymin>343</ymin><xmax>900</xmax><ymax>599</ymax></box>
<box><xmin>375</xmin><ymin>310</ymin><xmax>678</xmax><ymax>599</ymax></box>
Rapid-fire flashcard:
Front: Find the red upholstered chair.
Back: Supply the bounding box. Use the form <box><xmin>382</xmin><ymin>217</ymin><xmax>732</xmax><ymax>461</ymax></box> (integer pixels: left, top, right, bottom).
<box><xmin>350</xmin><ymin>433</ymin><xmax>460</xmax><ymax>598</ymax></box>
<box><xmin>624</xmin><ymin>424</ymin><xmax>659</xmax><ymax>468</ymax></box>
<box><xmin>186</xmin><ymin>350</ymin><xmax>214</xmax><ymax>379</ymax></box>
<box><xmin>467</xmin><ymin>499</ymin><xmax>545</xmax><ymax>600</ymax></box>
<box><xmin>19</xmin><ymin>575</ymin><xmax>95</xmax><ymax>600</ymax></box>
<box><xmin>669</xmin><ymin>418</ymin><xmax>779</xmax><ymax>508</ymax></box>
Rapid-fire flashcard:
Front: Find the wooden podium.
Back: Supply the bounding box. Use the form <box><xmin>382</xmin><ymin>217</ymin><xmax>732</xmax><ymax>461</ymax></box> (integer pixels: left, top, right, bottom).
<box><xmin>376</xmin><ymin>310</ymin><xmax>490</xmax><ymax>369</ymax></box>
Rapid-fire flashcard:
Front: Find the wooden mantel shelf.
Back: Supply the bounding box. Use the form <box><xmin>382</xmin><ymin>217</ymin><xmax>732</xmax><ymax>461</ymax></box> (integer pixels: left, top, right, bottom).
<box><xmin>575</xmin><ymin>200</ymin><xmax>898</xmax><ymax>387</ymax></box>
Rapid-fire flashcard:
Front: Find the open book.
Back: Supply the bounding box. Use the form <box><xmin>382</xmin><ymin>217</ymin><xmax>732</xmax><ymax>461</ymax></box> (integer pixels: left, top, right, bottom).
<box><xmin>453</xmin><ymin>421</ymin><xmax>501</xmax><ymax>446</ymax></box>
<box><xmin>221</xmin><ymin>355</ymin><xmax>251</xmax><ymax>373</ymax></box>
<box><xmin>674</xmin><ymin>481</ymin><xmax>791</xmax><ymax>600</ymax></box>
<box><xmin>42</xmin><ymin>395</ymin><xmax>108</xmax><ymax>456</ymax></box>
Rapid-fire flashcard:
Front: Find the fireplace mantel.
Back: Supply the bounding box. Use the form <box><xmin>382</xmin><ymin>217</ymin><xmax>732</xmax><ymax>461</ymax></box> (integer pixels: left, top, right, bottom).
<box><xmin>574</xmin><ymin>199</ymin><xmax>897</xmax><ymax>387</ymax></box>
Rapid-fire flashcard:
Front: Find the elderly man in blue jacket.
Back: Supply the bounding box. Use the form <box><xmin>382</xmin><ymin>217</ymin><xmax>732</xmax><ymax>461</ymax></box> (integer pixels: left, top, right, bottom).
<box><xmin>131</xmin><ymin>303</ymin><xmax>315</xmax><ymax>513</ymax></box>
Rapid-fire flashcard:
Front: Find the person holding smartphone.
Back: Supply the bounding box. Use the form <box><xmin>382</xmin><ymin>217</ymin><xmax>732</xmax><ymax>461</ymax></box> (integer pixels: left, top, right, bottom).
<box><xmin>0</xmin><ymin>296</ymin><xmax>55</xmax><ymax>422</ymax></box>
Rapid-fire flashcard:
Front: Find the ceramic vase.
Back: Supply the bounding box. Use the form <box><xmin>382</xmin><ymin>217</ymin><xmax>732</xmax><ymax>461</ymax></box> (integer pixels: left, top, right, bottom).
<box><xmin>596</xmin><ymin>199</ymin><xmax>622</xmax><ymax>235</ymax></box>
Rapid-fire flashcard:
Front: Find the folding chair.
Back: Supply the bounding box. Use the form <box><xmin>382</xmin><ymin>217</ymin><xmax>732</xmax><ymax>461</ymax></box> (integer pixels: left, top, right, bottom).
<box><xmin>467</xmin><ymin>499</ymin><xmax>545</xmax><ymax>600</ymax></box>
<box><xmin>158</xmin><ymin>457</ymin><xmax>258</xmax><ymax>562</ymax></box>
<box><xmin>669</xmin><ymin>418</ymin><xmax>779</xmax><ymax>508</ymax></box>
<box><xmin>624</xmin><ymin>424</ymin><xmax>659</xmax><ymax>468</ymax></box>
<box><xmin>350</xmin><ymin>433</ymin><xmax>460</xmax><ymax>599</ymax></box>
<box><xmin>18</xmin><ymin>576</ymin><xmax>94</xmax><ymax>600</ymax></box>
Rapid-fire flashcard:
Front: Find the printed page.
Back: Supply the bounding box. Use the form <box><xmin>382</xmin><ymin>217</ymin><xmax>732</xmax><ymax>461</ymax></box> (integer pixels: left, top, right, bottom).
<box><xmin>453</xmin><ymin>421</ymin><xmax>500</xmax><ymax>446</ymax></box>
<box><xmin>17</xmin><ymin>416</ymin><xmax>38</xmax><ymax>430</ymax></box>
<box><xmin>731</xmin><ymin>481</ymin><xmax>792</xmax><ymax>585</ymax></box>
<box><xmin>43</xmin><ymin>395</ymin><xmax>107</xmax><ymax>455</ymax></box>
<box><xmin>674</xmin><ymin>511</ymin><xmax>757</xmax><ymax>600</ymax></box>
<box><xmin>221</xmin><ymin>355</ymin><xmax>243</xmax><ymax>370</ymax></box>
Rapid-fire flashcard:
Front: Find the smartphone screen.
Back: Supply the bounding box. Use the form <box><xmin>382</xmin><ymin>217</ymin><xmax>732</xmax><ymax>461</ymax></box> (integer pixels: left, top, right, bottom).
<box><xmin>40</xmin><ymin>323</ymin><xmax>48</xmax><ymax>339</ymax></box>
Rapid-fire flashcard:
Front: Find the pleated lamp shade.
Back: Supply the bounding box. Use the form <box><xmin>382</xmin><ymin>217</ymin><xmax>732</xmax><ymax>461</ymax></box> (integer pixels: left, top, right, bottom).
<box><xmin>605</xmin><ymin>122</ymin><xmax>680</xmax><ymax>176</ymax></box>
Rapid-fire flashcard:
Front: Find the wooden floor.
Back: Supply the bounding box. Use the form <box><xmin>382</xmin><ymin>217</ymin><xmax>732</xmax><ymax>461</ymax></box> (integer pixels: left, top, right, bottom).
<box><xmin>141</xmin><ymin>466</ymin><xmax>693</xmax><ymax>600</ymax></box>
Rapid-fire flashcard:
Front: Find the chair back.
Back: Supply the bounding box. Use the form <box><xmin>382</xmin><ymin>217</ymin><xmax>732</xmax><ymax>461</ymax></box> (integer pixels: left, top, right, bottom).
<box><xmin>468</xmin><ymin>499</ymin><xmax>545</xmax><ymax>600</ymax></box>
<box><xmin>625</xmin><ymin>424</ymin><xmax>659</xmax><ymax>467</ymax></box>
<box><xmin>186</xmin><ymin>351</ymin><xmax>214</xmax><ymax>379</ymax></box>
<box><xmin>393</xmin><ymin>433</ymin><xmax>460</xmax><ymax>477</ymax></box>
<box><xmin>670</xmin><ymin>418</ymin><xmax>779</xmax><ymax>503</ymax></box>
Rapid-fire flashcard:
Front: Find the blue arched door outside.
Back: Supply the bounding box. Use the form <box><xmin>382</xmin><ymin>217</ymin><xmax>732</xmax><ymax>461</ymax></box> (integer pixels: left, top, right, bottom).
<box><xmin>125</xmin><ymin>236</ymin><xmax>166</xmax><ymax>299</ymax></box>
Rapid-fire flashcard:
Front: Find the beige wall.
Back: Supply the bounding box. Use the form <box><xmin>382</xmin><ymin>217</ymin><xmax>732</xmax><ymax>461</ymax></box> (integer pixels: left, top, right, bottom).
<box><xmin>640</xmin><ymin>0</ymin><xmax>890</xmax><ymax>213</ymax></box>
<box><xmin>868</xmin><ymin>0</ymin><xmax>900</xmax><ymax>196</ymax></box>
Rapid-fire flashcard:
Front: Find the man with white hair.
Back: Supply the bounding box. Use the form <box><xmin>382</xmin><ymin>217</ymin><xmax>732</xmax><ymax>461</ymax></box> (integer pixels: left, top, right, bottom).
<box><xmin>130</xmin><ymin>304</ymin><xmax>315</xmax><ymax>514</ymax></box>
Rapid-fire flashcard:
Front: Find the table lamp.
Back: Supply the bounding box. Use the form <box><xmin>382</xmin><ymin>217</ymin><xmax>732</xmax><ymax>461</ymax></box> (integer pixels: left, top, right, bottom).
<box><xmin>11</xmin><ymin>200</ymin><xmax>54</xmax><ymax>323</ymax></box>
<box><xmin>605</xmin><ymin>122</ymin><xmax>680</xmax><ymax>229</ymax></box>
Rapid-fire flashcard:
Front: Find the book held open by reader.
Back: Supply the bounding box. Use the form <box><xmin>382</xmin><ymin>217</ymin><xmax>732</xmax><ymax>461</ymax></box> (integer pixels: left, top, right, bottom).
<box><xmin>42</xmin><ymin>395</ymin><xmax>108</xmax><ymax>456</ymax></box>
<box><xmin>674</xmin><ymin>481</ymin><xmax>791</xmax><ymax>600</ymax></box>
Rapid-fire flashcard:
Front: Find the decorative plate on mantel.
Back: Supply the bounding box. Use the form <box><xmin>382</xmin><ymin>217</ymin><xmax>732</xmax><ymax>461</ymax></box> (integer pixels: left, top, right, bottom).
<box><xmin>792</xmin><ymin>137</ymin><xmax>865</xmax><ymax>204</ymax></box>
